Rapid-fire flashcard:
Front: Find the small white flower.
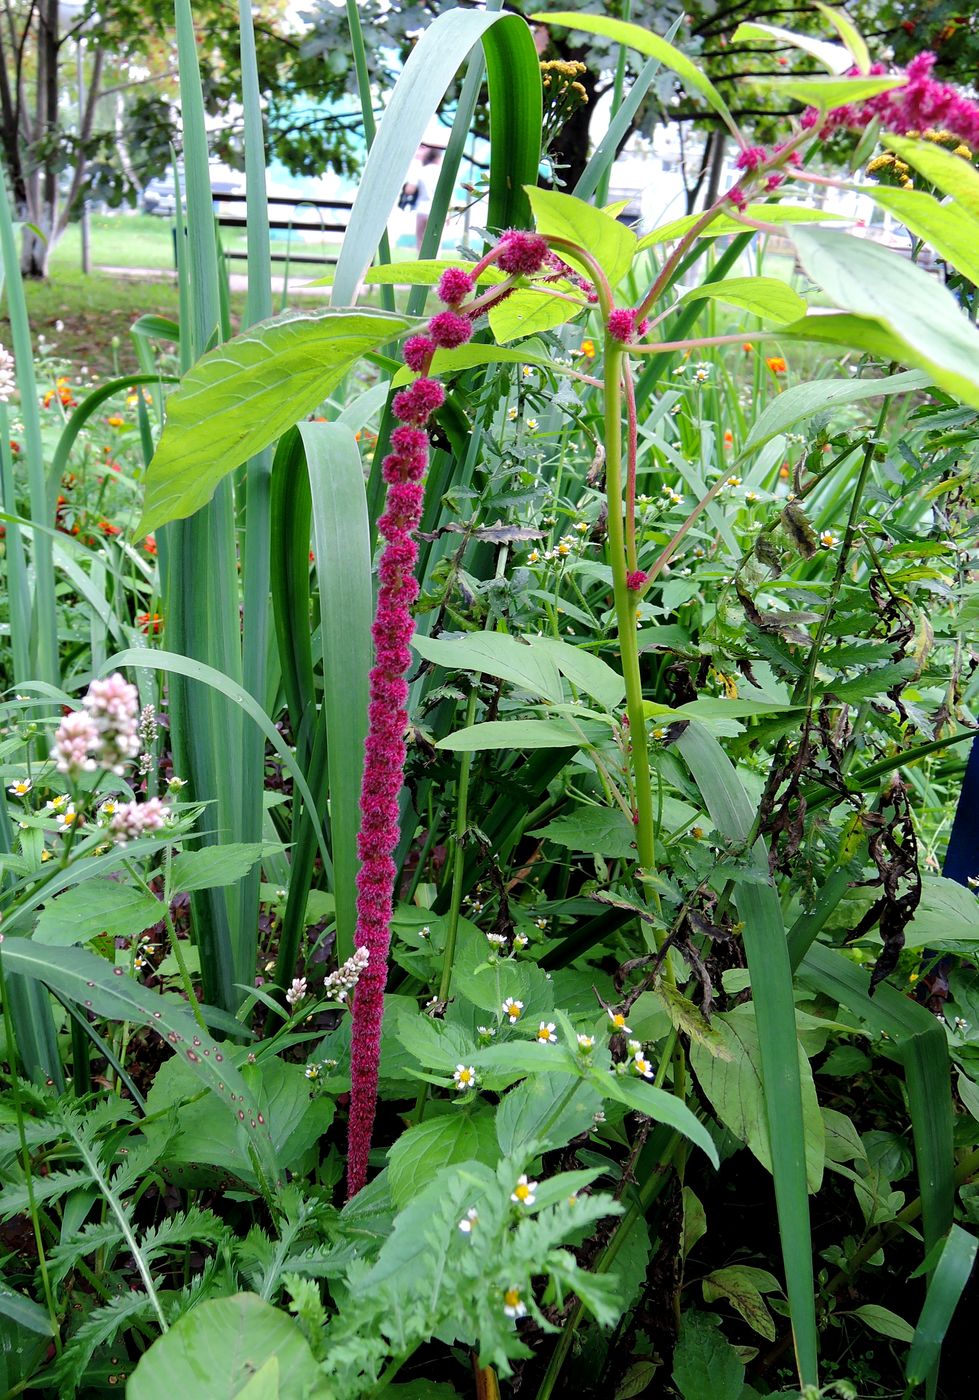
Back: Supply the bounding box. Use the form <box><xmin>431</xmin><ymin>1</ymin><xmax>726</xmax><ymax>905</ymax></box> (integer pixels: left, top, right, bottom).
<box><xmin>634</xmin><ymin>1053</ymin><xmax>655</xmax><ymax>1079</ymax></box>
<box><xmin>507</xmin><ymin>406</ymin><xmax>518</xmax><ymax>420</ymax></box>
<box><xmin>536</xmin><ymin>1021</ymin><xmax>558</xmax><ymax>1044</ymax></box>
<box><xmin>453</xmin><ymin>1064</ymin><xmax>478</xmax><ymax>1090</ymax></box>
<box><xmin>418</xmin><ymin>924</ymin><xmax>431</xmax><ymax>938</ymax></box>
<box><xmin>967</xmin><ymin>875</ymin><xmax>979</xmax><ymax>889</ymax></box>
<box><xmin>534</xmin><ymin>916</ymin><xmax>549</xmax><ymax>931</ymax></box>
<box><xmin>304</xmin><ymin>1063</ymin><xmax>320</xmax><ymax>1080</ymax></box>
<box><xmin>525</xmin><ymin>417</ymin><xmax>539</xmax><ymax>431</ymax></box>
<box><xmin>503</xmin><ymin>1285</ymin><xmax>526</xmax><ymax>1318</ymax></box>
<box><xmin>745</xmin><ymin>491</ymin><xmax>759</xmax><ymax>503</ymax></box>
<box><xmin>285</xmin><ymin>976</ymin><xmax>307</xmax><ymax>1007</ymax></box>
<box><xmin>486</xmin><ymin>932</ymin><xmax>507</xmax><ymax>947</ymax></box>
<box><xmin>7</xmin><ymin>778</ymin><xmax>32</xmax><ymax>796</ymax></box>
<box><xmin>477</xmin><ymin>1025</ymin><xmax>496</xmax><ymax>1043</ymax></box>
<box><xmin>820</xmin><ymin>530</ymin><xmax>839</xmax><ymax>549</ymax></box>
<box><xmin>527</xmin><ymin>548</ymin><xmax>541</xmax><ymax>565</ymax></box>
<box><xmin>953</xmin><ymin>1017</ymin><xmax>970</xmax><ymax>1033</ymax></box>
<box><xmin>574</xmin><ymin>520</ymin><xmax>588</xmax><ymax>533</ymax></box>
<box><xmin>512</xmin><ymin>932</ymin><xmax>528</xmax><ymax>951</ymax></box>
<box><xmin>726</xmin><ymin>475</ymin><xmax>742</xmax><ymax>488</ymax></box>
<box><xmin>577</xmin><ymin>1034</ymin><xmax>595</xmax><ymax>1053</ymax></box>
<box><xmin>607</xmin><ymin>1009</ymin><xmax>631</xmax><ymax>1034</ymax></box>
<box><xmin>627</xmin><ymin>1039</ymin><xmax>643</xmax><ymax>1055</ymax></box>
<box><xmin>458</xmin><ymin>1207</ymin><xmax>479</xmax><ymax>1233</ymax></box>
<box><xmin>521</xmin><ymin>365</ymin><xmax>534</xmax><ymax>378</ymax></box>
<box><xmin>511</xmin><ymin>1174</ymin><xmax>538</xmax><ymax>1207</ymax></box>
<box><xmin>502</xmin><ymin>997</ymin><xmax>524</xmax><ymax>1023</ymax></box>
<box><xmin>593</xmin><ymin>1110</ymin><xmax>606</xmax><ymax>1124</ymax></box>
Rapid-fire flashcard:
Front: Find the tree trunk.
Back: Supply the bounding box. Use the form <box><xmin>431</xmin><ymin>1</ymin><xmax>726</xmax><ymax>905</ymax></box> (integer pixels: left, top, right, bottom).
<box><xmin>19</xmin><ymin>0</ymin><xmax>59</xmax><ymax>279</ymax></box>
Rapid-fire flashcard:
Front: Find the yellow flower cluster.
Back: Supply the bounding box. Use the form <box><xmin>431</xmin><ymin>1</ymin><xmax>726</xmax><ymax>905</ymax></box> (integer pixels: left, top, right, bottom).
<box><xmin>865</xmin><ymin>152</ymin><xmax>913</xmax><ymax>188</ymax></box>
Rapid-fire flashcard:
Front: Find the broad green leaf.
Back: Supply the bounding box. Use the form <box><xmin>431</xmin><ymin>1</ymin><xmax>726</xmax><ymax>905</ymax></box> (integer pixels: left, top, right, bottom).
<box><xmin>883</xmin><ymin>135</ymin><xmax>979</xmax><ymax>219</ymax></box>
<box><xmin>598</xmin><ymin>1070</ymin><xmax>720</xmax><ymax>1168</ymax></box>
<box><xmin>672</xmin><ymin>1310</ymin><xmax>744</xmax><ymax>1400</ymax></box>
<box><xmin>169</xmin><ymin>843</ymin><xmax>265</xmax><ymax>894</ymax></box>
<box><xmin>535</xmin><ymin>12</ymin><xmax>741</xmax><ymax>143</ymax></box>
<box><xmin>902</xmin><ymin>876</ymin><xmax>979</xmax><ymax>948</ymax></box>
<box><xmin>638</xmin><ymin>204</ymin><xmax>845</xmax><ymax>249</ymax></box>
<box><xmin>533</xmin><ymin>808</ymin><xmax>639</xmax><ymax>859</ymax></box>
<box><xmin>679</xmin><ymin>276</ymin><xmax>807</xmax><ymax>324</ymax></box>
<box><xmin>489</xmin><ymin>288</ymin><xmax>583</xmax><ymax>343</ymax></box>
<box><xmin>0</xmin><ymin>1281</ymin><xmax>54</xmax><ymax>1336</ymax></box>
<box><xmin>136</xmin><ymin>309</ymin><xmax>410</xmax><ymax>535</ymax></box>
<box><xmin>688</xmin><ymin>1006</ymin><xmax>824</xmax><ymax>1192</ymax></box>
<box><xmin>127</xmin><ymin>1293</ymin><xmax>322</xmax><ymax>1400</ymax></box>
<box><xmin>393</xmin><ymin>337</ymin><xmax>567</xmax><ymax>383</ymax></box>
<box><xmin>33</xmin><ymin>880</ymin><xmax>162</xmax><ymax>947</ymax></box>
<box><xmin>851</xmin><ymin>1303</ymin><xmax>914</xmax><ymax>1343</ymax></box>
<box><xmin>863</xmin><ymin>186</ymin><xmax>979</xmax><ymax>286</ymax></box>
<box><xmin>906</xmin><ymin>1225</ymin><xmax>978</xmax><ymax>1385</ymax></box>
<box><xmin>755</xmin><ymin>74</ymin><xmax>905</xmax><ymax>108</ymax></box>
<box><xmin>702</xmin><ymin>1265</ymin><xmax>780</xmax><ymax>1341</ymax></box>
<box><xmin>815</xmin><ymin>1</ymin><xmax>870</xmax><ymax>74</ymax></box>
<box><xmin>388</xmin><ymin>1112</ymin><xmax>499</xmax><ymax>1208</ymax></box>
<box><xmin>731</xmin><ymin>21</ymin><xmax>851</xmax><ymax>73</ymax></box>
<box><xmin>791</xmin><ymin>227</ymin><xmax>979</xmax><ymax>408</ymax></box>
<box><xmin>740</xmin><ymin>369</ymin><xmax>930</xmax><ymax>456</ymax></box>
<box><xmin>495</xmin><ymin>1072</ymin><xmax>602</xmax><ymax>1157</ymax></box>
<box><xmin>532</xmin><ymin>636</ymin><xmax>625</xmax><ymax>710</ymax></box>
<box><xmin>412</xmin><ymin>631</ymin><xmax>563</xmax><ymax>701</ymax></box>
<box><xmin>526</xmin><ymin>186</ymin><xmax>636</xmax><ymax>288</ymax></box>
<box><xmin>318</xmin><ymin>258</ymin><xmax>504</xmax><ymax>290</ymax></box>
<box><xmin>437</xmin><ymin>717</ymin><xmax>606</xmax><ymax>752</ymax></box>
<box><xmin>781</xmin><ymin>310</ymin><xmax>919</xmax><ymax>364</ymax></box>
<box><xmin>0</xmin><ymin>939</ymin><xmax>280</xmax><ymax>1195</ymax></box>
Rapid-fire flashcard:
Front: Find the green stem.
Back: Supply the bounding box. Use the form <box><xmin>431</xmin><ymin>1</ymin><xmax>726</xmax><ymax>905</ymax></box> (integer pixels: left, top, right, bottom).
<box><xmin>603</xmin><ymin>345</ymin><xmax>655</xmax><ymax>880</ymax></box>
<box><xmin>438</xmin><ymin>689</ymin><xmax>478</xmax><ymax>1006</ymax></box>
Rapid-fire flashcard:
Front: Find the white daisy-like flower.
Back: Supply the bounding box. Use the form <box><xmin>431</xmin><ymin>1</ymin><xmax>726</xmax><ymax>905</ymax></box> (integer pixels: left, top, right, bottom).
<box><xmin>511</xmin><ymin>1174</ymin><xmax>538</xmax><ymax>1207</ymax></box>
<box><xmin>556</xmin><ymin>540</ymin><xmax>572</xmax><ymax>556</ymax></box>
<box><xmin>577</xmin><ymin>1034</ymin><xmax>595</xmax><ymax>1053</ymax></box>
<box><xmin>7</xmin><ymin>778</ymin><xmax>32</xmax><ymax>796</ymax></box>
<box><xmin>304</xmin><ymin>1063</ymin><xmax>320</xmax><ymax>1080</ymax></box>
<box><xmin>521</xmin><ymin>365</ymin><xmax>534</xmax><ymax>378</ymax></box>
<box><xmin>46</xmin><ymin>794</ymin><xmax>70</xmax><ymax>813</ymax></box>
<box><xmin>652</xmin><ymin>726</ymin><xmax>668</xmax><ymax>740</ymax></box>
<box><xmin>634</xmin><ymin>1053</ymin><xmax>655</xmax><ymax>1079</ymax></box>
<box><xmin>486</xmin><ymin>932</ymin><xmax>507</xmax><ymax>947</ymax></box>
<box><xmin>507</xmin><ymin>406</ymin><xmax>518</xmax><ymax>420</ymax></box>
<box><xmin>527</xmin><ymin>548</ymin><xmax>541</xmax><ymax>564</ymax></box>
<box><xmin>418</xmin><ymin>924</ymin><xmax>431</xmax><ymax>939</ymax></box>
<box><xmin>953</xmin><ymin>1017</ymin><xmax>970</xmax><ymax>1033</ymax></box>
<box><xmin>477</xmin><ymin>1025</ymin><xmax>497</xmax><ymax>1044</ymax></box>
<box><xmin>525</xmin><ymin>417</ymin><xmax>539</xmax><ymax>431</ymax></box>
<box><xmin>453</xmin><ymin>1064</ymin><xmax>478</xmax><ymax>1090</ymax></box>
<box><xmin>607</xmin><ymin>1009</ymin><xmax>631</xmax><ymax>1034</ymax></box>
<box><xmin>536</xmin><ymin>1021</ymin><xmax>558</xmax><ymax>1044</ymax></box>
<box><xmin>459</xmin><ymin>1207</ymin><xmax>479</xmax><ymax>1234</ymax></box>
<box><xmin>627</xmin><ymin>1039</ymin><xmax>643</xmax><ymax>1055</ymax></box>
<box><xmin>820</xmin><ymin>530</ymin><xmax>839</xmax><ymax>548</ymax></box>
<box><xmin>502</xmin><ymin>997</ymin><xmax>524</xmax><ymax>1023</ymax></box>
<box><xmin>534</xmin><ymin>916</ymin><xmax>549</xmax><ymax>931</ymax></box>
<box><xmin>745</xmin><ymin>491</ymin><xmax>759</xmax><ymax>503</ymax></box>
<box><xmin>503</xmin><ymin>1285</ymin><xmax>526</xmax><ymax>1318</ymax></box>
<box><xmin>574</xmin><ymin>520</ymin><xmax>588</xmax><ymax>533</ymax></box>
<box><xmin>726</xmin><ymin>475</ymin><xmax>742</xmax><ymax>488</ymax></box>
<box><xmin>512</xmin><ymin>933</ymin><xmax>528</xmax><ymax>951</ymax></box>
<box><xmin>56</xmin><ymin>806</ymin><xmax>80</xmax><ymax>831</ymax></box>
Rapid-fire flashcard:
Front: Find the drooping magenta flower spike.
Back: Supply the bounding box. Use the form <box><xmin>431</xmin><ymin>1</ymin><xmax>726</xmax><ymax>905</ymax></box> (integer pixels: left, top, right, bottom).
<box><xmin>346</xmin><ymin>230</ymin><xmax>550</xmax><ymax>1198</ymax></box>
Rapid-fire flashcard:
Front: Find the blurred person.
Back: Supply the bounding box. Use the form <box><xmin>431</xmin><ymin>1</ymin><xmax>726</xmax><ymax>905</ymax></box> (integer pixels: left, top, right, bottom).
<box><xmin>401</xmin><ymin>141</ymin><xmax>444</xmax><ymax>252</ymax></box>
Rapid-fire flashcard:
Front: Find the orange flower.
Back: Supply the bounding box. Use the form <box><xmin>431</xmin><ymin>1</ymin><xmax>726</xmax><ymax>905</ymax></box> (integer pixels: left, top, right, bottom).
<box><xmin>742</xmin><ymin>342</ymin><xmax>754</xmax><ymax>353</ymax></box>
<box><xmin>9</xmin><ymin>440</ymin><xmax>20</xmax><ymax>455</ymax></box>
<box><xmin>779</xmin><ymin>463</ymin><xmax>790</xmax><ymax>480</ymax></box>
<box><xmin>143</xmin><ymin>534</ymin><xmax>157</xmax><ymax>556</ymax></box>
<box><xmin>723</xmin><ymin>430</ymin><xmax>733</xmax><ymax>448</ymax></box>
<box><xmin>579</xmin><ymin>339</ymin><xmax>596</xmax><ymax>359</ymax></box>
<box><xmin>766</xmin><ymin>356</ymin><xmax>787</xmax><ymax>374</ymax></box>
<box><xmin>138</xmin><ymin>612</ymin><xmax>164</xmax><ymax>634</ymax></box>
<box><xmin>99</xmin><ymin>520</ymin><xmax>121</xmax><ymax>536</ymax></box>
<box><xmin>106</xmin><ymin>415</ymin><xmax>125</xmax><ymax>428</ymax></box>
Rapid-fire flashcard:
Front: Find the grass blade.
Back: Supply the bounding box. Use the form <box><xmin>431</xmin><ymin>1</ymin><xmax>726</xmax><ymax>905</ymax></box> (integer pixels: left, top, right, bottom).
<box><xmin>675</xmin><ymin>722</ymin><xmax>818</xmax><ymax>1387</ymax></box>
<box><xmin>906</xmin><ymin>1224</ymin><xmax>977</xmax><ymax>1388</ymax></box>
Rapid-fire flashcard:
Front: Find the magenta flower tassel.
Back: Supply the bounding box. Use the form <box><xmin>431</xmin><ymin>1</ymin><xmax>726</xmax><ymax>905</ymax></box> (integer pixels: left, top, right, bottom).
<box><xmin>345</xmin><ymin>228</ymin><xmax>550</xmax><ymax>1198</ymax></box>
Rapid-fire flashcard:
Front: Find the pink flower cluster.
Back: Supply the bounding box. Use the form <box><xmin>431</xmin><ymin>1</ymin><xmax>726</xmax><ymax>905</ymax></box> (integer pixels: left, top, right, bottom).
<box><xmin>817</xmin><ymin>53</ymin><xmax>979</xmax><ymax>146</ymax></box>
<box><xmin>346</xmin><ymin>226</ymin><xmax>551</xmax><ymax>1198</ymax></box>
<box><xmin>607</xmin><ymin>307</ymin><xmax>650</xmax><ymax>344</ymax></box>
<box><xmin>53</xmin><ymin>672</ymin><xmax>140</xmax><ymax>778</ymax></box>
<box><xmin>109</xmin><ymin>795</ymin><xmax>169</xmax><ymax>844</ymax></box>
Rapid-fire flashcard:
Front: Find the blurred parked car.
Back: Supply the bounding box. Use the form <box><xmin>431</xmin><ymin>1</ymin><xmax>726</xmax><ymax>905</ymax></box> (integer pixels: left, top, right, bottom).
<box><xmin>142</xmin><ymin>161</ymin><xmax>247</xmax><ymax>215</ymax></box>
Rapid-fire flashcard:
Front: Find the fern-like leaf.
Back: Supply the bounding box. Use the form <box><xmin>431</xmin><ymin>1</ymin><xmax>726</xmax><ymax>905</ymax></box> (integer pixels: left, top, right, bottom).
<box><xmin>139</xmin><ymin>1206</ymin><xmax>227</xmax><ymax>1261</ymax></box>
<box><xmin>48</xmin><ymin>1220</ymin><xmax>126</xmax><ymax>1287</ymax></box>
<box><xmin>53</xmin><ymin>1291</ymin><xmax>154</xmax><ymax>1393</ymax></box>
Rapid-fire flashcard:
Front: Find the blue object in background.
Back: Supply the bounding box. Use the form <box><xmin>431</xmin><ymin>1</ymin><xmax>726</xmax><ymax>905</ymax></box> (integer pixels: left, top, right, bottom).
<box><xmin>943</xmin><ymin>735</ymin><xmax>979</xmax><ymax>885</ymax></box>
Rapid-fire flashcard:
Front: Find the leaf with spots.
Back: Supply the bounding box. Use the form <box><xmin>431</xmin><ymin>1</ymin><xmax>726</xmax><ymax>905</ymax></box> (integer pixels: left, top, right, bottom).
<box><xmin>0</xmin><ymin>938</ymin><xmax>280</xmax><ymax>1197</ymax></box>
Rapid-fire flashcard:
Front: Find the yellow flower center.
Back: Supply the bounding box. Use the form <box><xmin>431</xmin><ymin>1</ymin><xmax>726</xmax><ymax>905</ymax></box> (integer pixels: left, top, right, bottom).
<box><xmin>514</xmin><ymin>1183</ymin><xmax>531</xmax><ymax>1202</ymax></box>
<box><xmin>504</xmin><ymin>1288</ymin><xmax>521</xmax><ymax>1308</ymax></box>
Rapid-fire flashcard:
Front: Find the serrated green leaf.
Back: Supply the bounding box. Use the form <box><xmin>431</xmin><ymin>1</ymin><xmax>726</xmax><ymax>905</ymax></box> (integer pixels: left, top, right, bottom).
<box><xmin>136</xmin><ymin>309</ymin><xmax>409</xmax><ymax>535</ymax></box>
<box><xmin>33</xmin><ymin>880</ymin><xmax>162</xmax><ymax>948</ymax></box>
<box><xmin>169</xmin><ymin>843</ymin><xmax>265</xmax><ymax>894</ymax></box>
<box><xmin>388</xmin><ymin>1113</ymin><xmax>499</xmax><ymax>1208</ymax></box>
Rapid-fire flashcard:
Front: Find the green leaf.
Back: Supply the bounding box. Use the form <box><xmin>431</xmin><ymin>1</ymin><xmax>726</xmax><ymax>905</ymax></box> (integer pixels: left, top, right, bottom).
<box><xmin>672</xmin><ymin>1310</ymin><xmax>744</xmax><ymax>1400</ymax></box>
<box><xmin>638</xmin><ymin>204</ymin><xmax>845</xmax><ymax>249</ymax></box>
<box><xmin>532</xmin><ymin>636</ymin><xmax>626</xmax><ymax>710</ymax></box>
<box><xmin>388</xmin><ymin>1112</ymin><xmax>499</xmax><ymax>1208</ymax></box>
<box><xmin>902</xmin><ymin>877</ymin><xmax>979</xmax><ymax>948</ymax></box>
<box><xmin>679</xmin><ymin>277</ymin><xmax>807</xmax><ymax>325</ymax></box>
<box><xmin>534</xmin><ymin>12</ymin><xmax>742</xmax><ymax>143</ymax></box>
<box><xmin>437</xmin><ymin>718</ymin><xmax>605</xmax><ymax>752</ymax></box>
<box><xmin>851</xmin><ymin>1303</ymin><xmax>915</xmax><ymax>1343</ymax></box>
<box><xmin>702</xmin><ymin>1265</ymin><xmax>780</xmax><ymax>1341</ymax></box>
<box><xmin>489</xmin><ymin>288</ymin><xmax>583</xmax><ymax>343</ymax></box>
<box><xmin>740</xmin><ymin>370</ymin><xmax>930</xmax><ymax>457</ymax></box>
<box><xmin>412</xmin><ymin>631</ymin><xmax>563</xmax><ymax>701</ymax></box>
<box><xmin>883</xmin><ymin>135</ymin><xmax>979</xmax><ymax>219</ymax></box>
<box><xmin>791</xmin><ymin>226</ymin><xmax>979</xmax><ymax>408</ymax></box>
<box><xmin>862</xmin><ymin>186</ymin><xmax>979</xmax><ymax>286</ymax></box>
<box><xmin>755</xmin><ymin>74</ymin><xmax>905</xmax><ymax>108</ymax></box>
<box><xmin>0</xmin><ymin>1281</ymin><xmax>54</xmax><ymax>1336</ymax></box>
<box><xmin>393</xmin><ymin>337</ymin><xmax>566</xmax><ymax>383</ymax></box>
<box><xmin>676</xmin><ymin>724</ymin><xmax>817</xmax><ymax>1385</ymax></box>
<box><xmin>332</xmin><ymin>8</ymin><xmax>541</xmax><ymax>303</ymax></box>
<box><xmin>533</xmin><ymin>808</ymin><xmax>639</xmax><ymax>859</ymax></box>
<box><xmin>136</xmin><ymin>309</ymin><xmax>409</xmax><ymax>535</ymax></box>
<box><xmin>906</xmin><ymin>1225</ymin><xmax>978</xmax><ymax>1385</ymax></box>
<box><xmin>598</xmin><ymin>1070</ymin><xmax>720</xmax><ymax>1168</ymax></box>
<box><xmin>525</xmin><ymin>186</ymin><xmax>636</xmax><ymax>288</ymax></box>
<box><xmin>814</xmin><ymin>2</ymin><xmax>870</xmax><ymax>74</ymax></box>
<box><xmin>495</xmin><ymin>1072</ymin><xmax>602</xmax><ymax>1157</ymax></box>
<box><xmin>731</xmin><ymin>22</ymin><xmax>851</xmax><ymax>73</ymax></box>
<box><xmin>33</xmin><ymin>880</ymin><xmax>162</xmax><ymax>948</ymax></box>
<box><xmin>0</xmin><ymin>939</ymin><xmax>280</xmax><ymax>1196</ymax></box>
<box><xmin>688</xmin><ymin>1006</ymin><xmax>824</xmax><ymax>1192</ymax></box>
<box><xmin>127</xmin><ymin>1293</ymin><xmax>322</xmax><ymax>1400</ymax></box>
<box><xmin>169</xmin><ymin>844</ymin><xmax>265</xmax><ymax>894</ymax></box>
